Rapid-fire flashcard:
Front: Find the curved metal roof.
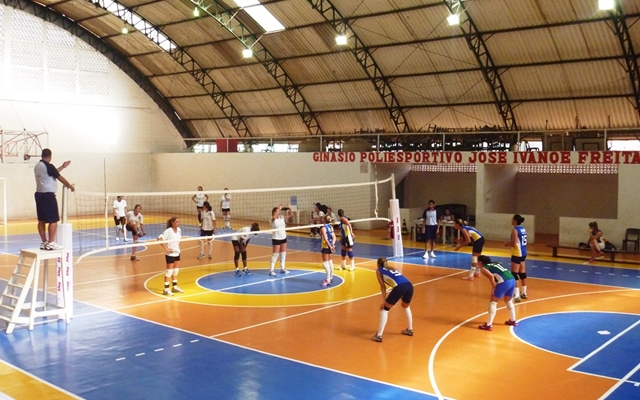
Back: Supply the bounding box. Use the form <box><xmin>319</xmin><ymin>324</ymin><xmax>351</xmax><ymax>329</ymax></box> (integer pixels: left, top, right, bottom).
<box><xmin>5</xmin><ymin>0</ymin><xmax>640</xmax><ymax>140</ymax></box>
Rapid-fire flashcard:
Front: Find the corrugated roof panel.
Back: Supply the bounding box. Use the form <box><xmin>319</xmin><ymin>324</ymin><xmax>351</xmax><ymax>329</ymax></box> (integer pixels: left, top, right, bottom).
<box><xmin>188</xmin><ymin>40</ymin><xmax>251</xmax><ymax>69</ymax></box>
<box><xmin>163</xmin><ymin>18</ymin><xmax>235</xmax><ymax>47</ymax></box>
<box><xmin>351</xmin><ymin>5</ymin><xmax>453</xmax><ymax>46</ymax></box>
<box><xmin>229</xmin><ymin>89</ymin><xmax>299</xmax><ymax>115</ymax></box>
<box><xmin>301</xmin><ymin>81</ymin><xmax>383</xmax><ymax>111</ymax></box>
<box><xmin>136</xmin><ymin>0</ymin><xmax>195</xmax><ymax>26</ymax></box>
<box><xmin>284</xmin><ymin>52</ymin><xmax>368</xmax><ymax>83</ymax></box>
<box><xmin>502</xmin><ymin>61</ymin><xmax>628</xmax><ymax>100</ymax></box>
<box><xmin>334</xmin><ymin>0</ymin><xmax>440</xmax><ymax>18</ymax></box>
<box><xmin>262</xmin><ymin>26</ymin><xmax>337</xmax><ymax>58</ymax></box>
<box><xmin>53</xmin><ymin>0</ymin><xmax>106</xmax><ymax>22</ymax></box>
<box><xmin>373</xmin><ymin>38</ymin><xmax>479</xmax><ymax>75</ymax></box>
<box><xmin>184</xmin><ymin>120</ymin><xmax>224</xmax><ymax>139</ymax></box>
<box><xmin>405</xmin><ymin>104</ymin><xmax>505</xmax><ymax>131</ymax></box>
<box><xmin>316</xmin><ymin>110</ymin><xmax>396</xmax><ymax>134</ymax></box>
<box><xmin>130</xmin><ymin>52</ymin><xmax>186</xmax><ymax>76</ymax></box>
<box><xmin>245</xmin><ymin>115</ymin><xmax>311</xmax><ymax>137</ymax></box>
<box><xmin>79</xmin><ymin>14</ymin><xmax>129</xmax><ymax>38</ymax></box>
<box><xmin>513</xmin><ymin>98</ymin><xmax>639</xmax><ymax>130</ymax></box>
<box><xmin>171</xmin><ymin>96</ymin><xmax>226</xmax><ymax>119</ymax></box>
<box><xmin>107</xmin><ymin>33</ymin><xmax>163</xmax><ymax>56</ymax></box>
<box><xmin>209</xmin><ymin>64</ymin><xmax>279</xmax><ymax>92</ymax></box>
<box><xmin>392</xmin><ymin>71</ymin><xmax>494</xmax><ymax>105</ymax></box>
<box><xmin>267</xmin><ymin>0</ymin><xmax>327</xmax><ymax>27</ymax></box>
<box><xmin>150</xmin><ymin>73</ymin><xmax>208</xmax><ymax>97</ymax></box>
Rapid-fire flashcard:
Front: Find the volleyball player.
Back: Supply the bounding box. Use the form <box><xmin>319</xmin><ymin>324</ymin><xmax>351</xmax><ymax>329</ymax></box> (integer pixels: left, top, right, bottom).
<box><xmin>269</xmin><ymin>204</ymin><xmax>292</xmax><ymax>276</ymax></box>
<box><xmin>158</xmin><ymin>217</ymin><xmax>183</xmax><ymax>296</ymax></box>
<box><xmin>338</xmin><ymin>209</ymin><xmax>356</xmax><ymax>271</ymax></box>
<box><xmin>113</xmin><ymin>195</ymin><xmax>128</xmax><ymax>242</ymax></box>
<box><xmin>220</xmin><ymin>188</ymin><xmax>231</xmax><ymax>229</ymax></box>
<box><xmin>310</xmin><ymin>203</ymin><xmax>324</xmax><ymax>238</ymax></box>
<box><xmin>191</xmin><ymin>186</ymin><xmax>208</xmax><ymax>225</ymax></box>
<box><xmin>372</xmin><ymin>257</ymin><xmax>414</xmax><ymax>342</ymax></box>
<box><xmin>476</xmin><ymin>256</ymin><xmax>517</xmax><ymax>331</ymax></box>
<box><xmin>198</xmin><ymin>201</ymin><xmax>215</xmax><ymax>260</ymax></box>
<box><xmin>505</xmin><ymin>214</ymin><xmax>528</xmax><ymax>302</ymax></box>
<box><xmin>320</xmin><ymin>215</ymin><xmax>336</xmax><ymax>287</ymax></box>
<box><xmin>231</xmin><ymin>223</ymin><xmax>260</xmax><ymax>276</ymax></box>
<box><xmin>125</xmin><ymin>204</ymin><xmax>146</xmax><ymax>261</ymax></box>
<box><xmin>422</xmin><ymin>200</ymin><xmax>438</xmax><ymax>259</ymax></box>
<box><xmin>454</xmin><ymin>219</ymin><xmax>485</xmax><ymax>280</ymax></box>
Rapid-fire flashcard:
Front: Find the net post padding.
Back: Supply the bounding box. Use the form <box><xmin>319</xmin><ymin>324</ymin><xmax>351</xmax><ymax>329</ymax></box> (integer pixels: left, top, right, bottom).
<box><xmin>71</xmin><ymin>176</ymin><xmax>394</xmax><ymax>263</ymax></box>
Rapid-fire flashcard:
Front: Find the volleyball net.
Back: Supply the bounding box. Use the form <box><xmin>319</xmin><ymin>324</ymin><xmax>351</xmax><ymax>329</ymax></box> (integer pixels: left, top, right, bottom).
<box><xmin>69</xmin><ymin>176</ymin><xmax>395</xmax><ymax>262</ymax></box>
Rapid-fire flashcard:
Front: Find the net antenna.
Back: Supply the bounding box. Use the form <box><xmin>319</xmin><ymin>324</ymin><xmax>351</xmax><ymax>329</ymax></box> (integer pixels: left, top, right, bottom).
<box><xmin>69</xmin><ymin>175</ymin><xmax>395</xmax><ymax>264</ymax></box>
<box><xmin>0</xmin><ymin>178</ymin><xmax>6</xmax><ymax>227</ymax></box>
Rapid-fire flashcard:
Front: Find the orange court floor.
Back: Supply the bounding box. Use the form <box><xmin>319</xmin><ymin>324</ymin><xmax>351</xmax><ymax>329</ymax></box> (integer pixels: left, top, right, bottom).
<box><xmin>0</xmin><ymin>220</ymin><xmax>639</xmax><ymax>399</ymax></box>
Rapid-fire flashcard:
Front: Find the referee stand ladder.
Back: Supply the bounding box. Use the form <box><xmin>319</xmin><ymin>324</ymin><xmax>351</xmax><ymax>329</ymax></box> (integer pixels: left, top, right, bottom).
<box><xmin>0</xmin><ymin>187</ymin><xmax>73</xmax><ymax>334</ymax></box>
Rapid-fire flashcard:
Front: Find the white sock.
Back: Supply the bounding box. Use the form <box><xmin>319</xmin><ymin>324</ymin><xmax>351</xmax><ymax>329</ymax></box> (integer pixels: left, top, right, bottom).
<box><xmin>323</xmin><ymin>261</ymin><xmax>331</xmax><ymax>279</ymax></box>
<box><xmin>270</xmin><ymin>252</ymin><xmax>278</xmax><ymax>271</ymax></box>
<box><xmin>506</xmin><ymin>299</ymin><xmax>516</xmax><ymax>321</ymax></box>
<box><xmin>404</xmin><ymin>306</ymin><xmax>413</xmax><ymax>330</ymax></box>
<box><xmin>329</xmin><ymin>259</ymin><xmax>334</xmax><ymax>280</ymax></box>
<box><xmin>280</xmin><ymin>251</ymin><xmax>286</xmax><ymax>270</ymax></box>
<box><xmin>377</xmin><ymin>309</ymin><xmax>389</xmax><ymax>336</ymax></box>
<box><xmin>468</xmin><ymin>267</ymin><xmax>476</xmax><ymax>278</ymax></box>
<box><xmin>199</xmin><ymin>241</ymin><xmax>204</xmax><ymax>254</ymax></box>
<box><xmin>351</xmin><ymin>259</ymin><xmax>355</xmax><ymax>269</ymax></box>
<box><xmin>487</xmin><ymin>301</ymin><xmax>497</xmax><ymax>326</ymax></box>
<box><xmin>522</xmin><ymin>285</ymin><xmax>527</xmax><ymax>295</ymax></box>
<box><xmin>514</xmin><ymin>286</ymin><xmax>520</xmax><ymax>298</ymax></box>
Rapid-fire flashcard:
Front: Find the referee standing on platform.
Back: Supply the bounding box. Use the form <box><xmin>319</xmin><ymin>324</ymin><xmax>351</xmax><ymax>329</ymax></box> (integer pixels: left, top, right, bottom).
<box><xmin>34</xmin><ymin>148</ymin><xmax>75</xmax><ymax>251</ymax></box>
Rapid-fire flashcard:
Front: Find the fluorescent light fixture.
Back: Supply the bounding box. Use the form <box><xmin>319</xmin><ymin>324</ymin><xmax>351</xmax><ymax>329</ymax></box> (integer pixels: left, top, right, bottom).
<box><xmin>121</xmin><ymin>27</ymin><xmax>128</xmax><ymax>34</ymax></box>
<box><xmin>447</xmin><ymin>13</ymin><xmax>460</xmax><ymax>26</ymax></box>
<box><xmin>234</xmin><ymin>1</ymin><xmax>285</xmax><ymax>33</ymax></box>
<box><xmin>242</xmin><ymin>48</ymin><xmax>253</xmax><ymax>58</ymax></box>
<box><xmin>193</xmin><ymin>7</ymin><xmax>200</xmax><ymax>17</ymax></box>
<box><xmin>336</xmin><ymin>34</ymin><xmax>347</xmax><ymax>45</ymax></box>
<box><xmin>598</xmin><ymin>0</ymin><xmax>615</xmax><ymax>11</ymax></box>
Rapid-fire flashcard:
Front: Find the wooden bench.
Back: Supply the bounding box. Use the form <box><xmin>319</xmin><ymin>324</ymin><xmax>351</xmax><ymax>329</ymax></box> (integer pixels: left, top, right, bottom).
<box><xmin>547</xmin><ymin>245</ymin><xmax>638</xmax><ymax>263</ymax></box>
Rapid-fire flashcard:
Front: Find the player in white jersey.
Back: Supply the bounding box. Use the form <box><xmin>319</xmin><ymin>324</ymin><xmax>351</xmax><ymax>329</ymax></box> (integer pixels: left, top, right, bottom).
<box><xmin>198</xmin><ymin>201</ymin><xmax>216</xmax><ymax>260</ymax></box>
<box><xmin>113</xmin><ymin>196</ymin><xmax>128</xmax><ymax>242</ymax></box>
<box><xmin>158</xmin><ymin>217</ymin><xmax>183</xmax><ymax>296</ymax></box>
<box><xmin>269</xmin><ymin>204</ymin><xmax>293</xmax><ymax>276</ymax></box>
<box><xmin>125</xmin><ymin>204</ymin><xmax>146</xmax><ymax>261</ymax></box>
<box><xmin>231</xmin><ymin>222</ymin><xmax>260</xmax><ymax>276</ymax></box>
<box><xmin>191</xmin><ymin>186</ymin><xmax>209</xmax><ymax>225</ymax></box>
<box><xmin>220</xmin><ymin>188</ymin><xmax>231</xmax><ymax>229</ymax></box>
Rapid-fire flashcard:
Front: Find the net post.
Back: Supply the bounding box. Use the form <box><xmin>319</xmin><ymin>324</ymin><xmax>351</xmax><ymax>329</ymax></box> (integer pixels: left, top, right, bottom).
<box><xmin>391</xmin><ymin>173</ymin><xmax>396</xmax><ymax>200</ymax></box>
<box><xmin>61</xmin><ymin>186</ymin><xmax>68</xmax><ymax>223</ymax></box>
<box><xmin>389</xmin><ymin>198</ymin><xmax>403</xmax><ymax>257</ymax></box>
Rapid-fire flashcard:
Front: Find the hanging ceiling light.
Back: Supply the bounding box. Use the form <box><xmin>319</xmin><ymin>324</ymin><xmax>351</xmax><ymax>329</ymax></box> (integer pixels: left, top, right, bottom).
<box><xmin>447</xmin><ymin>13</ymin><xmax>460</xmax><ymax>26</ymax></box>
<box><xmin>242</xmin><ymin>48</ymin><xmax>253</xmax><ymax>58</ymax></box>
<box><xmin>193</xmin><ymin>7</ymin><xmax>200</xmax><ymax>17</ymax></box>
<box><xmin>335</xmin><ymin>34</ymin><xmax>347</xmax><ymax>45</ymax></box>
<box><xmin>598</xmin><ymin>0</ymin><xmax>615</xmax><ymax>11</ymax></box>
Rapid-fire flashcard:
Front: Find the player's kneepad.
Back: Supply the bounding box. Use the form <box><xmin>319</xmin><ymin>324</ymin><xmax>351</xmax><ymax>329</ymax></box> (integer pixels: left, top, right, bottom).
<box><xmin>241</xmin><ymin>251</ymin><xmax>247</xmax><ymax>261</ymax></box>
<box><xmin>519</xmin><ymin>272</ymin><xmax>527</xmax><ymax>280</ymax></box>
<box><xmin>165</xmin><ymin>269</ymin><xmax>173</xmax><ymax>278</ymax></box>
<box><xmin>341</xmin><ymin>249</ymin><xmax>347</xmax><ymax>257</ymax></box>
<box><xmin>512</xmin><ymin>273</ymin><xmax>520</xmax><ymax>281</ymax></box>
<box><xmin>471</xmin><ymin>256</ymin><xmax>478</xmax><ymax>263</ymax></box>
<box><xmin>234</xmin><ymin>252</ymin><xmax>240</xmax><ymax>261</ymax></box>
<box><xmin>383</xmin><ymin>305</ymin><xmax>391</xmax><ymax>311</ymax></box>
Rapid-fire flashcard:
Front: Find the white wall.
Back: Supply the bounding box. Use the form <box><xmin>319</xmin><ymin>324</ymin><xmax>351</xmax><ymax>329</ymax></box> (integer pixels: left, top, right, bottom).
<box><xmin>476</xmin><ymin>212</ymin><xmax>536</xmax><ymax>244</ymax></box>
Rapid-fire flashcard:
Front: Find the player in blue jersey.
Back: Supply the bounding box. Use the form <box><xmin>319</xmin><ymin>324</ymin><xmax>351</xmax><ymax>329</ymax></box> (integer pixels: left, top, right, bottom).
<box><xmin>320</xmin><ymin>215</ymin><xmax>336</xmax><ymax>287</ymax></box>
<box><xmin>372</xmin><ymin>257</ymin><xmax>414</xmax><ymax>342</ymax></box>
<box><xmin>505</xmin><ymin>214</ymin><xmax>528</xmax><ymax>302</ymax></box>
<box><xmin>454</xmin><ymin>219</ymin><xmax>485</xmax><ymax>280</ymax></box>
<box><xmin>476</xmin><ymin>255</ymin><xmax>517</xmax><ymax>331</ymax></box>
<box><xmin>337</xmin><ymin>209</ymin><xmax>356</xmax><ymax>271</ymax></box>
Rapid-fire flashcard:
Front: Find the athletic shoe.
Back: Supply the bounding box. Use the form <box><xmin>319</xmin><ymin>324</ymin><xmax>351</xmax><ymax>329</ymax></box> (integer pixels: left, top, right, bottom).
<box><xmin>588</xmin><ymin>257</ymin><xmax>595</xmax><ymax>262</ymax></box>
<box><xmin>505</xmin><ymin>319</ymin><xmax>518</xmax><ymax>326</ymax></box>
<box><xmin>321</xmin><ymin>279</ymin><xmax>331</xmax><ymax>287</ymax></box>
<box><xmin>520</xmin><ymin>293</ymin><xmax>528</xmax><ymax>299</ymax></box>
<box><xmin>163</xmin><ymin>288</ymin><xmax>173</xmax><ymax>296</ymax></box>
<box><xmin>422</xmin><ymin>252</ymin><xmax>429</xmax><ymax>259</ymax></box>
<box><xmin>430</xmin><ymin>251</ymin><xmax>436</xmax><ymax>258</ymax></box>
<box><xmin>123</xmin><ymin>238</ymin><xmax>128</xmax><ymax>243</ymax></box>
<box><xmin>44</xmin><ymin>242</ymin><xmax>64</xmax><ymax>251</ymax></box>
<box><xmin>115</xmin><ymin>237</ymin><xmax>119</xmax><ymax>242</ymax></box>
<box><xmin>462</xmin><ymin>276</ymin><xmax>474</xmax><ymax>281</ymax></box>
<box><xmin>268</xmin><ymin>271</ymin><xmax>276</xmax><ymax>277</ymax></box>
<box><xmin>478</xmin><ymin>323</ymin><xmax>493</xmax><ymax>331</ymax></box>
<box><xmin>243</xmin><ymin>269</ymin><xmax>253</xmax><ymax>275</ymax></box>
<box><xmin>371</xmin><ymin>334</ymin><xmax>383</xmax><ymax>342</ymax></box>
<box><xmin>197</xmin><ymin>253</ymin><xmax>205</xmax><ymax>259</ymax></box>
<box><xmin>208</xmin><ymin>254</ymin><xmax>212</xmax><ymax>260</ymax></box>
<box><xmin>474</xmin><ymin>272</ymin><xmax>481</xmax><ymax>278</ymax></box>
<box><xmin>130</xmin><ymin>256</ymin><xmax>139</xmax><ymax>261</ymax></box>
<box><xmin>280</xmin><ymin>269</ymin><xmax>290</xmax><ymax>274</ymax></box>
<box><xmin>348</xmin><ymin>265</ymin><xmax>355</xmax><ymax>271</ymax></box>
<box><xmin>315</xmin><ymin>233</ymin><xmax>321</xmax><ymax>238</ymax></box>
<box><xmin>234</xmin><ymin>270</ymin><xmax>242</xmax><ymax>277</ymax></box>
<box><xmin>339</xmin><ymin>264</ymin><xmax>347</xmax><ymax>270</ymax></box>
<box><xmin>40</xmin><ymin>242</ymin><xmax>47</xmax><ymax>250</ymax></box>
<box><xmin>401</xmin><ymin>329</ymin><xmax>414</xmax><ymax>336</ymax></box>
<box><xmin>514</xmin><ymin>296</ymin><xmax>521</xmax><ymax>303</ymax></box>
<box><xmin>172</xmin><ymin>285</ymin><xmax>184</xmax><ymax>294</ymax></box>
<box><xmin>596</xmin><ymin>253</ymin><xmax>605</xmax><ymax>259</ymax></box>
<box><xmin>310</xmin><ymin>233</ymin><xmax>314</xmax><ymax>238</ymax></box>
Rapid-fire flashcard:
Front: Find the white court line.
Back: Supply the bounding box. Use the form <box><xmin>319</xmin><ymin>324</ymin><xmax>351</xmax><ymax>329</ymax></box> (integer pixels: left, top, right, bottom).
<box><xmin>569</xmin><ymin>318</ymin><xmax>640</xmax><ymax>371</ymax></box>
<box><xmin>598</xmin><ymin>362</ymin><xmax>640</xmax><ymax>400</ymax></box>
